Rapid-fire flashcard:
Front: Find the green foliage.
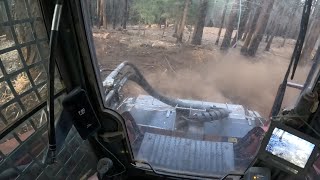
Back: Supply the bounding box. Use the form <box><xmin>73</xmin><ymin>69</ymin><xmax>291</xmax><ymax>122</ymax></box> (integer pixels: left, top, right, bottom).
<box><xmin>131</xmin><ymin>0</ymin><xmax>157</xmax><ymax>24</ymax></box>
<box><xmin>131</xmin><ymin>0</ymin><xmax>199</xmax><ymax>25</ymax></box>
<box><xmin>187</xmin><ymin>0</ymin><xmax>200</xmax><ymax>25</ymax></box>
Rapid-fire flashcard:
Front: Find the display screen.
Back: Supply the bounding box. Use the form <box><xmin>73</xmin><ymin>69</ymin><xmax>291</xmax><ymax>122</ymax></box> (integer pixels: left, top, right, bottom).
<box><xmin>266</xmin><ymin>128</ymin><xmax>315</xmax><ymax>168</ymax></box>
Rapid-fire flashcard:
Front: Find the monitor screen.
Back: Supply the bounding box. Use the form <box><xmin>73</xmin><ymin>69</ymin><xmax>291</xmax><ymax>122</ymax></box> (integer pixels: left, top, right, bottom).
<box><xmin>265</xmin><ymin>127</ymin><xmax>316</xmax><ymax>168</ymax></box>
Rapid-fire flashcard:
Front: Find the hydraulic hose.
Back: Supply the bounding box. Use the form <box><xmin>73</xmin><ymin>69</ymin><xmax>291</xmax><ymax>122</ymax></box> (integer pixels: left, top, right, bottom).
<box><xmin>105</xmin><ymin>62</ymin><xmax>230</xmax><ymax>120</ymax></box>
<box><xmin>44</xmin><ymin>0</ymin><xmax>63</xmax><ymax>164</ymax></box>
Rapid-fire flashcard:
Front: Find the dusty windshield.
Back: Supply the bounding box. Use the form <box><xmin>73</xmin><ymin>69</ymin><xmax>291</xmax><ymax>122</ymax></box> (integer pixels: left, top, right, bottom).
<box><xmin>84</xmin><ymin>0</ymin><xmax>313</xmax><ymax>177</ymax></box>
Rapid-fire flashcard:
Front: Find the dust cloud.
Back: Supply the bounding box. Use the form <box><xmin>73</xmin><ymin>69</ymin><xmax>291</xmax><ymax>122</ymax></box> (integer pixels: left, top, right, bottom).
<box><xmin>95</xmin><ymin>28</ymin><xmax>311</xmax><ymax>118</ymax></box>
<box><xmin>145</xmin><ymin>51</ymin><xmax>311</xmax><ymax>118</ymax></box>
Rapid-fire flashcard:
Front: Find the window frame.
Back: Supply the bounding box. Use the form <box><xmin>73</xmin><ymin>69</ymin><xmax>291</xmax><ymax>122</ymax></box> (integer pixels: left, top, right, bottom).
<box><xmin>66</xmin><ymin>0</ymin><xmax>136</xmax><ymax>164</ymax></box>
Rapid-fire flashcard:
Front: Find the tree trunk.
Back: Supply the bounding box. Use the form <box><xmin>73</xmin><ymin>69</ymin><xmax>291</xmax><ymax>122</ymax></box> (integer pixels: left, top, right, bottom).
<box><xmin>241</xmin><ymin>8</ymin><xmax>255</xmax><ymax>41</ymax></box>
<box><xmin>102</xmin><ymin>0</ymin><xmax>107</xmax><ymax>29</ymax></box>
<box><xmin>265</xmin><ymin>35</ymin><xmax>269</xmax><ymax>42</ymax></box>
<box><xmin>264</xmin><ymin>14</ymin><xmax>277</xmax><ymax>40</ymax></box>
<box><xmin>123</xmin><ymin>0</ymin><xmax>128</xmax><ymax>29</ymax></box>
<box><xmin>300</xmin><ymin>4</ymin><xmax>320</xmax><ymax>65</ymax></box>
<box><xmin>0</xmin><ymin>3</ymin><xmax>11</xmax><ymax>39</ymax></box>
<box><xmin>221</xmin><ymin>0</ymin><xmax>239</xmax><ymax>50</ymax></box>
<box><xmin>310</xmin><ymin>0</ymin><xmax>320</xmax><ymax>21</ymax></box>
<box><xmin>87</xmin><ymin>0</ymin><xmax>93</xmax><ymax>26</ymax></box>
<box><xmin>187</xmin><ymin>25</ymin><xmax>193</xmax><ymax>42</ymax></box>
<box><xmin>265</xmin><ymin>35</ymin><xmax>274</xmax><ymax>51</ymax></box>
<box><xmin>242</xmin><ymin>32</ymin><xmax>248</xmax><ymax>41</ymax></box>
<box><xmin>246</xmin><ymin>0</ymin><xmax>276</xmax><ymax>56</ymax></box>
<box><xmin>173</xmin><ymin>20</ymin><xmax>179</xmax><ymax>37</ymax></box>
<box><xmin>265</xmin><ymin>3</ymin><xmax>287</xmax><ymax>50</ymax></box>
<box><xmin>300</xmin><ymin>22</ymin><xmax>320</xmax><ymax>65</ymax></box>
<box><xmin>176</xmin><ymin>0</ymin><xmax>191</xmax><ymax>43</ymax></box>
<box><xmin>24</xmin><ymin>0</ymin><xmax>41</xmax><ymax>65</ymax></box>
<box><xmin>98</xmin><ymin>0</ymin><xmax>106</xmax><ymax>29</ymax></box>
<box><xmin>280</xmin><ymin>22</ymin><xmax>290</xmax><ymax>48</ymax></box>
<box><xmin>215</xmin><ymin>0</ymin><xmax>229</xmax><ymax>45</ymax></box>
<box><xmin>162</xmin><ymin>25</ymin><xmax>166</xmax><ymax>38</ymax></box>
<box><xmin>280</xmin><ymin>2</ymin><xmax>299</xmax><ymax>47</ymax></box>
<box><xmin>13</xmin><ymin>0</ymin><xmax>35</xmax><ymax>64</ymax></box>
<box><xmin>264</xmin><ymin>23</ymin><xmax>283</xmax><ymax>51</ymax></box>
<box><xmin>241</xmin><ymin>2</ymin><xmax>263</xmax><ymax>54</ymax></box>
<box><xmin>112</xmin><ymin>0</ymin><xmax>117</xmax><ymax>29</ymax></box>
<box><xmin>238</xmin><ymin>0</ymin><xmax>253</xmax><ymax>39</ymax></box>
<box><xmin>231</xmin><ymin>32</ymin><xmax>237</xmax><ymax>46</ymax></box>
<box><xmin>138</xmin><ymin>20</ymin><xmax>141</xmax><ymax>35</ymax></box>
<box><xmin>191</xmin><ymin>0</ymin><xmax>209</xmax><ymax>45</ymax></box>
<box><xmin>281</xmin><ymin>38</ymin><xmax>286</xmax><ymax>47</ymax></box>
<box><xmin>97</xmin><ymin>0</ymin><xmax>102</xmax><ymax>28</ymax></box>
<box><xmin>231</xmin><ymin>0</ymin><xmax>253</xmax><ymax>46</ymax></box>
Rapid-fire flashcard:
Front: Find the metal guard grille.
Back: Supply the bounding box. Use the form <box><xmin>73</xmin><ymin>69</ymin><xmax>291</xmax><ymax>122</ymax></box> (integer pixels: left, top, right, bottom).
<box><xmin>0</xmin><ymin>0</ymin><xmax>98</xmax><ymax>179</ymax></box>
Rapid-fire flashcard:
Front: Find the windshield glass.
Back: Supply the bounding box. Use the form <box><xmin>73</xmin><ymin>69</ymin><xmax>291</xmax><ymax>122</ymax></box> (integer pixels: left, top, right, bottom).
<box><xmin>83</xmin><ymin>0</ymin><xmax>314</xmax><ymax>177</ymax></box>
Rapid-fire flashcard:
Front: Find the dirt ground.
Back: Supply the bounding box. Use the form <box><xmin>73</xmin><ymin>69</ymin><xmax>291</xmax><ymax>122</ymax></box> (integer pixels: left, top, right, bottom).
<box><xmin>92</xmin><ymin>26</ymin><xmax>311</xmax><ymax>118</ymax></box>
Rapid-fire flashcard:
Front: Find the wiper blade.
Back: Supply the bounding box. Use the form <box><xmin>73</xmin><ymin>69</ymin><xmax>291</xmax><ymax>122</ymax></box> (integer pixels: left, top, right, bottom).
<box><xmin>291</xmin><ymin>0</ymin><xmax>313</xmax><ymax>79</ymax></box>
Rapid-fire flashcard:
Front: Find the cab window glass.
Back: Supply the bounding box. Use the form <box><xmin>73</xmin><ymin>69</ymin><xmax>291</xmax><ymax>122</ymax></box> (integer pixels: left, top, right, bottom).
<box><xmin>84</xmin><ymin>0</ymin><xmax>316</xmax><ymax>177</ymax></box>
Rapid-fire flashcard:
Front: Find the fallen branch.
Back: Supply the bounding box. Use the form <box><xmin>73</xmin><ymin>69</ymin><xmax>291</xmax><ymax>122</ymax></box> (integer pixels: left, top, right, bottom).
<box><xmin>164</xmin><ymin>56</ymin><xmax>176</xmax><ymax>74</ymax></box>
